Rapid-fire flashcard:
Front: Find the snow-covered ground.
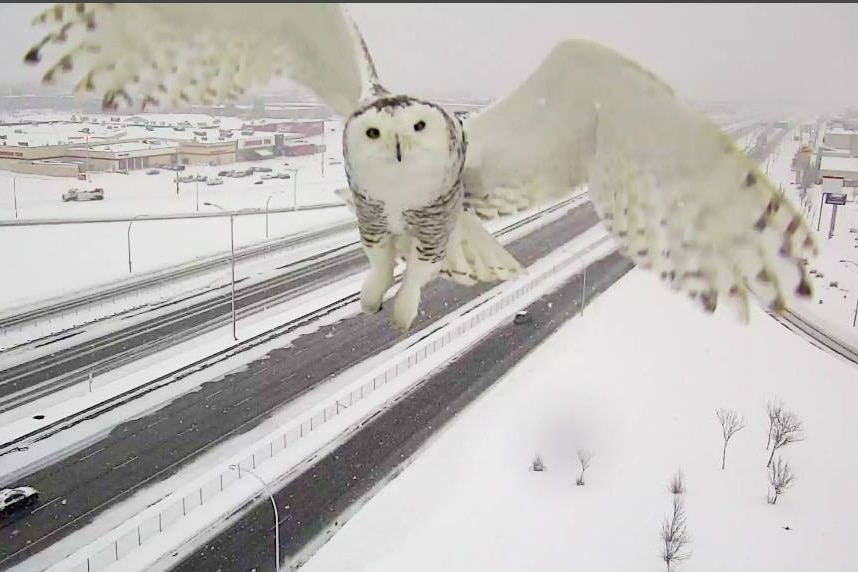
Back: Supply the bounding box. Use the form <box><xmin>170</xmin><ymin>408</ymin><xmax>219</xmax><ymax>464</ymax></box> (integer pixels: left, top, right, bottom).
<box><xmin>0</xmin><ymin>116</ymin><xmax>351</xmax><ymax>309</ymax></box>
<box><xmin>303</xmin><ymin>268</ymin><xmax>858</xmax><ymax>572</ymax></box>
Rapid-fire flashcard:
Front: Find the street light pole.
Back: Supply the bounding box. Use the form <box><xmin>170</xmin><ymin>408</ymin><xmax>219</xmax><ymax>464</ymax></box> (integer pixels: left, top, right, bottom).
<box><xmin>320</xmin><ymin>120</ymin><xmax>325</xmax><ymax>179</ymax></box>
<box><xmin>265</xmin><ymin>191</ymin><xmax>285</xmax><ymax>239</ymax></box>
<box><xmin>12</xmin><ymin>176</ymin><xmax>18</xmax><ymax>220</ymax></box>
<box><xmin>127</xmin><ymin>214</ymin><xmax>146</xmax><ymax>274</ymax></box>
<box><xmin>287</xmin><ymin>168</ymin><xmax>299</xmax><ymax>210</ymax></box>
<box><xmin>195</xmin><ymin>179</ymin><xmax>200</xmax><ymax>212</ymax></box>
<box><xmin>230</xmin><ymin>465</ymin><xmax>279</xmax><ymax>571</ymax></box>
<box><xmin>840</xmin><ymin>259</ymin><xmax>858</xmax><ymax>327</ymax></box>
<box><xmin>203</xmin><ymin>202</ymin><xmax>238</xmax><ymax>341</ymax></box>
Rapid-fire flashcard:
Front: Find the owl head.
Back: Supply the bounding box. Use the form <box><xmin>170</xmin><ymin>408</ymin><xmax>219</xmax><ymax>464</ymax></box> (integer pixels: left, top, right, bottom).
<box><xmin>344</xmin><ymin>95</ymin><xmax>464</xmax><ymax>201</ymax></box>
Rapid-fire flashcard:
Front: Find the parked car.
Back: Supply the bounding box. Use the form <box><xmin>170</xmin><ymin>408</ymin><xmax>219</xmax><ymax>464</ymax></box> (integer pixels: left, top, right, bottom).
<box><xmin>206</xmin><ymin>177</ymin><xmax>223</xmax><ymax>186</ymax></box>
<box><xmin>260</xmin><ymin>173</ymin><xmax>277</xmax><ymax>180</ymax></box>
<box><xmin>276</xmin><ymin>172</ymin><xmax>292</xmax><ymax>179</ymax></box>
<box><xmin>177</xmin><ymin>175</ymin><xmax>196</xmax><ymax>183</ymax></box>
<box><xmin>116</xmin><ymin>169</ymin><xmax>129</xmax><ymax>175</ymax></box>
<box><xmin>217</xmin><ymin>170</ymin><xmax>233</xmax><ymax>177</ymax></box>
<box><xmin>194</xmin><ymin>174</ymin><xmax>208</xmax><ymax>182</ymax></box>
<box><xmin>254</xmin><ymin>166</ymin><xmax>273</xmax><ymax>173</ymax></box>
<box><xmin>62</xmin><ymin>188</ymin><xmax>104</xmax><ymax>202</ymax></box>
<box><xmin>233</xmin><ymin>170</ymin><xmax>251</xmax><ymax>178</ymax></box>
<box><xmin>254</xmin><ymin>180</ymin><xmax>264</xmax><ymax>185</ymax></box>
<box><xmin>0</xmin><ymin>486</ymin><xmax>39</xmax><ymax>516</ymax></box>
<box><xmin>146</xmin><ymin>169</ymin><xmax>160</xmax><ymax>175</ymax></box>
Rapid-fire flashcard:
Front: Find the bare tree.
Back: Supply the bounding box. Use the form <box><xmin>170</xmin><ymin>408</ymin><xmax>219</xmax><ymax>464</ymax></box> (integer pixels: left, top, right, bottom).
<box><xmin>716</xmin><ymin>408</ymin><xmax>746</xmax><ymax>470</ymax></box>
<box><xmin>530</xmin><ymin>454</ymin><xmax>546</xmax><ymax>472</ymax></box>
<box><xmin>576</xmin><ymin>448</ymin><xmax>594</xmax><ymax>486</ymax></box>
<box><xmin>661</xmin><ymin>496</ymin><xmax>691</xmax><ymax>572</ymax></box>
<box><xmin>767</xmin><ymin>456</ymin><xmax>796</xmax><ymax>505</ymax></box>
<box><xmin>767</xmin><ymin>409</ymin><xmax>804</xmax><ymax>467</ymax></box>
<box><xmin>765</xmin><ymin>399</ymin><xmax>784</xmax><ymax>450</ymax></box>
<box><xmin>668</xmin><ymin>468</ymin><xmax>685</xmax><ymax>495</ymax></box>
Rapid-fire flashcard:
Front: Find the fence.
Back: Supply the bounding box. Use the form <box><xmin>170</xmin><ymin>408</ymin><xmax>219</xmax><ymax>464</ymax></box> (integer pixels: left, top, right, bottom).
<box><xmin>54</xmin><ymin>232</ymin><xmax>614</xmax><ymax>572</ymax></box>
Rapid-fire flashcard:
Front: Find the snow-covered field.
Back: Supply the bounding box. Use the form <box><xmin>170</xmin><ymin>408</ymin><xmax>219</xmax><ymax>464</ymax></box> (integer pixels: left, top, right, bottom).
<box><xmin>303</xmin><ymin>268</ymin><xmax>858</xmax><ymax>572</ymax></box>
<box><xmin>0</xmin><ymin>114</ymin><xmax>351</xmax><ymax>309</ymax></box>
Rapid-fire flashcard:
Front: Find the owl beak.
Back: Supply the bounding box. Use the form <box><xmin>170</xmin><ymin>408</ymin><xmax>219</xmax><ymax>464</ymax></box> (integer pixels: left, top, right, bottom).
<box><xmin>395</xmin><ymin>135</ymin><xmax>402</xmax><ymax>163</ymax></box>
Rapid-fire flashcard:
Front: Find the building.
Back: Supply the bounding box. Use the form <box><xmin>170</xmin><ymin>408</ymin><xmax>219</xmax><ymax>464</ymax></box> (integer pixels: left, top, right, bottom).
<box><xmin>65</xmin><ymin>140</ymin><xmax>179</xmax><ymax>171</ymax></box>
<box><xmin>178</xmin><ymin>140</ymin><xmax>236</xmax><ymax>166</ymax></box>
<box><xmin>822</xmin><ymin>128</ymin><xmax>858</xmax><ymax>156</ymax></box>
<box><xmin>819</xmin><ymin>156</ymin><xmax>858</xmax><ymax>188</ymax></box>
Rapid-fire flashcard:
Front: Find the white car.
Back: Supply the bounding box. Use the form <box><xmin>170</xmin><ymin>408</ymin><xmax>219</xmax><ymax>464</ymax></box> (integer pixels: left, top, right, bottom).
<box><xmin>0</xmin><ymin>486</ymin><xmax>39</xmax><ymax>516</ymax></box>
<box><xmin>62</xmin><ymin>188</ymin><xmax>104</xmax><ymax>202</ymax></box>
<box><xmin>206</xmin><ymin>177</ymin><xmax>224</xmax><ymax>186</ymax></box>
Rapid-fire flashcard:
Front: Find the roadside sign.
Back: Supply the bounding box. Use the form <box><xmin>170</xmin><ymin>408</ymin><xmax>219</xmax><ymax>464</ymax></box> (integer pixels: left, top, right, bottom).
<box><xmin>826</xmin><ymin>193</ymin><xmax>847</xmax><ymax>206</ymax></box>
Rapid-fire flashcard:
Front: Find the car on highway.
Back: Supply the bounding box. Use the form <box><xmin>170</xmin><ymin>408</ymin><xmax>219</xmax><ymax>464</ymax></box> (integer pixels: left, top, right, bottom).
<box><xmin>62</xmin><ymin>188</ymin><xmax>104</xmax><ymax>202</ymax></box>
<box><xmin>206</xmin><ymin>177</ymin><xmax>223</xmax><ymax>186</ymax></box>
<box><xmin>0</xmin><ymin>486</ymin><xmax>39</xmax><ymax>516</ymax></box>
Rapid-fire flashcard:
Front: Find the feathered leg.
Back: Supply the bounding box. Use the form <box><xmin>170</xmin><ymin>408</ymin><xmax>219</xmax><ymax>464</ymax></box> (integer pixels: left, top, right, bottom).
<box><xmin>360</xmin><ymin>238</ymin><xmax>396</xmax><ymax>314</ymax></box>
<box><xmin>392</xmin><ymin>243</ymin><xmax>441</xmax><ymax>332</ymax></box>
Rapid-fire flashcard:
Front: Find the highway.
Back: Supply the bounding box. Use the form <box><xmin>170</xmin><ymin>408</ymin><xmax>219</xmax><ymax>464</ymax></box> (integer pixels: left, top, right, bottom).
<box><xmin>0</xmin><ymin>202</ymin><xmax>602</xmax><ymax>569</ymax></box>
<box><xmin>0</xmin><ymin>197</ymin><xmax>578</xmax><ymax>414</ymax></box>
<box><xmin>169</xmin><ymin>252</ymin><xmax>634</xmax><ymax>572</ymax></box>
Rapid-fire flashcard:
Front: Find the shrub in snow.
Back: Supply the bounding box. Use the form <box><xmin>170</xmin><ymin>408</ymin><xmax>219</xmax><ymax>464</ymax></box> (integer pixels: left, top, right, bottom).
<box><xmin>660</xmin><ymin>496</ymin><xmax>691</xmax><ymax>572</ymax></box>
<box><xmin>767</xmin><ymin>456</ymin><xmax>796</xmax><ymax>505</ymax></box>
<box><xmin>530</xmin><ymin>454</ymin><xmax>546</xmax><ymax>472</ymax></box>
<box><xmin>767</xmin><ymin>408</ymin><xmax>804</xmax><ymax>468</ymax></box>
<box><xmin>765</xmin><ymin>399</ymin><xmax>783</xmax><ymax>450</ymax></box>
<box><xmin>576</xmin><ymin>448</ymin><xmax>594</xmax><ymax>486</ymax></box>
<box><xmin>668</xmin><ymin>468</ymin><xmax>685</xmax><ymax>495</ymax></box>
<box><xmin>716</xmin><ymin>408</ymin><xmax>745</xmax><ymax>470</ymax></box>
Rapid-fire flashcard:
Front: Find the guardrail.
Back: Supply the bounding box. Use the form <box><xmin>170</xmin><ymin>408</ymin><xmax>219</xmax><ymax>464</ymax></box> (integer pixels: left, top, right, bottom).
<box><xmin>48</xmin><ymin>232</ymin><xmax>616</xmax><ymax>572</ymax></box>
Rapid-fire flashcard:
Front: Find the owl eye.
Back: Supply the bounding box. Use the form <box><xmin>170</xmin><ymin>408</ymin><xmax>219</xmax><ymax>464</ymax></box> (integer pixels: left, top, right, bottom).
<box><xmin>366</xmin><ymin>127</ymin><xmax>380</xmax><ymax>139</ymax></box>
<box><xmin>413</xmin><ymin>120</ymin><xmax>426</xmax><ymax>132</ymax></box>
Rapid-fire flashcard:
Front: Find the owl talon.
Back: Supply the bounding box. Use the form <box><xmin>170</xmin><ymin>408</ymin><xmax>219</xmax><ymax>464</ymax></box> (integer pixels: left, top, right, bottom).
<box><xmin>391</xmin><ymin>285</ymin><xmax>419</xmax><ymax>332</ymax></box>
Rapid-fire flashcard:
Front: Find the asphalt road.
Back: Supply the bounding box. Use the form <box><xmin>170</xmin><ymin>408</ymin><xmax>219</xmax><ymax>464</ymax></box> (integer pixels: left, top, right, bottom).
<box><xmin>170</xmin><ymin>251</ymin><xmax>634</xmax><ymax>572</ymax></box>
<box><xmin>0</xmin><ymin>242</ymin><xmax>368</xmax><ymax>412</ymax></box>
<box><xmin>0</xmin><ymin>203</ymin><xmax>602</xmax><ymax>569</ymax></box>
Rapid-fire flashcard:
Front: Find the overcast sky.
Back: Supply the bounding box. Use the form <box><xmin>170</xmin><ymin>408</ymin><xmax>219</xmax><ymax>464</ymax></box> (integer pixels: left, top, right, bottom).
<box><xmin>1</xmin><ymin>3</ymin><xmax>855</xmax><ymax>107</ymax></box>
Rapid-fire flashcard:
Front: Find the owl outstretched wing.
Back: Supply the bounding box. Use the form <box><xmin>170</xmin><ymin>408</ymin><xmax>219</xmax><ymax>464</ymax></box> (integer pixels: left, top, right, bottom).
<box><xmin>461</xmin><ymin>39</ymin><xmax>817</xmax><ymax>320</ymax></box>
<box><xmin>22</xmin><ymin>3</ymin><xmax>379</xmax><ymax>116</ymax></box>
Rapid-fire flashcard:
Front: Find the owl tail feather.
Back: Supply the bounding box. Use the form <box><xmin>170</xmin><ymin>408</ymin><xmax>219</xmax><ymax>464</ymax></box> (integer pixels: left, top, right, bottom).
<box><xmin>441</xmin><ymin>211</ymin><xmax>524</xmax><ymax>286</ymax></box>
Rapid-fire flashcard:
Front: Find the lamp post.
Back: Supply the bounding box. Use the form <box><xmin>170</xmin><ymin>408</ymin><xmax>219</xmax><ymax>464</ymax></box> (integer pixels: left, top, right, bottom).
<box><xmin>265</xmin><ymin>190</ymin><xmax>286</xmax><ymax>238</ymax></box>
<box><xmin>204</xmin><ymin>202</ymin><xmax>238</xmax><ymax>341</ymax></box>
<box><xmin>126</xmin><ymin>214</ymin><xmax>147</xmax><ymax>274</ymax></box>
<box><xmin>195</xmin><ymin>178</ymin><xmax>200</xmax><ymax>212</ymax></box>
<box><xmin>320</xmin><ymin>119</ymin><xmax>325</xmax><ymax>179</ymax></box>
<box><xmin>285</xmin><ymin>168</ymin><xmax>299</xmax><ymax>209</ymax></box>
<box><xmin>229</xmin><ymin>464</ymin><xmax>279</xmax><ymax>571</ymax></box>
<box><xmin>840</xmin><ymin>259</ymin><xmax>858</xmax><ymax>327</ymax></box>
<box><xmin>10</xmin><ymin>176</ymin><xmax>17</xmax><ymax>220</ymax></box>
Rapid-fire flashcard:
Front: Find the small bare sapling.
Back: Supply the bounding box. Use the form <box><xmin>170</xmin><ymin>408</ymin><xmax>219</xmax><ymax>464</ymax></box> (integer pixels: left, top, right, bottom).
<box><xmin>767</xmin><ymin>409</ymin><xmax>804</xmax><ymax>468</ymax></box>
<box><xmin>576</xmin><ymin>448</ymin><xmax>594</xmax><ymax>486</ymax></box>
<box><xmin>530</xmin><ymin>454</ymin><xmax>546</xmax><ymax>472</ymax></box>
<box><xmin>660</xmin><ymin>495</ymin><xmax>691</xmax><ymax>572</ymax></box>
<box><xmin>668</xmin><ymin>468</ymin><xmax>685</xmax><ymax>495</ymax></box>
<box><xmin>716</xmin><ymin>408</ymin><xmax>745</xmax><ymax>470</ymax></box>
<box><xmin>767</xmin><ymin>456</ymin><xmax>796</xmax><ymax>505</ymax></box>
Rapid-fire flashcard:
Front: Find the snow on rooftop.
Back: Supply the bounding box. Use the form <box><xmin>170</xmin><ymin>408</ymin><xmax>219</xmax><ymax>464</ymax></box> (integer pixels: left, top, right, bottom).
<box><xmin>819</xmin><ymin>156</ymin><xmax>858</xmax><ymax>174</ymax></box>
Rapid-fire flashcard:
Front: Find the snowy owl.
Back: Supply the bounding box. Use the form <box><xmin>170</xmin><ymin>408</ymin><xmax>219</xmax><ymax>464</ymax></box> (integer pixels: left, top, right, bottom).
<box><xmin>23</xmin><ymin>4</ymin><xmax>817</xmax><ymax>332</ymax></box>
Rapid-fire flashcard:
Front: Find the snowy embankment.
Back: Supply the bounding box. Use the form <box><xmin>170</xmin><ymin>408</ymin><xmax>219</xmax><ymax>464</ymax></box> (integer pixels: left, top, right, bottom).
<box><xmin>303</xmin><ymin>269</ymin><xmax>858</xmax><ymax>572</ymax></box>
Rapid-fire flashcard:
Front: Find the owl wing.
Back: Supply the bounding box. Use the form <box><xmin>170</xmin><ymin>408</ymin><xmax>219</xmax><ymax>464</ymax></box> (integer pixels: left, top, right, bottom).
<box><xmin>461</xmin><ymin>39</ymin><xmax>817</xmax><ymax>319</ymax></box>
<box><xmin>23</xmin><ymin>3</ymin><xmax>379</xmax><ymax>116</ymax></box>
